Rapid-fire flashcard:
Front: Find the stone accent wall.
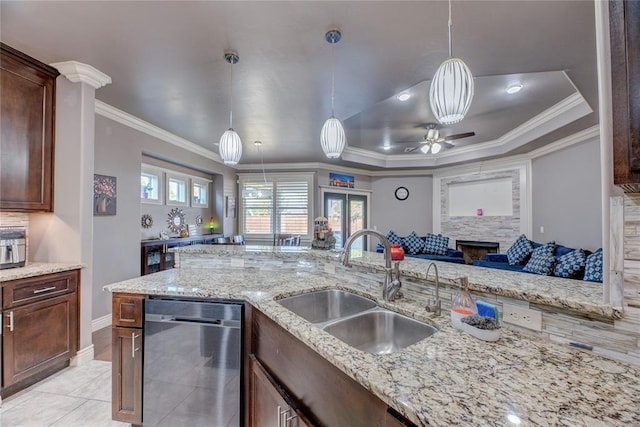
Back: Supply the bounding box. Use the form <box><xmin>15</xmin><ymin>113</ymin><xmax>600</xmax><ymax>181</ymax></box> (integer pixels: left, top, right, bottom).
<box><xmin>440</xmin><ymin>169</ymin><xmax>521</xmax><ymax>252</ymax></box>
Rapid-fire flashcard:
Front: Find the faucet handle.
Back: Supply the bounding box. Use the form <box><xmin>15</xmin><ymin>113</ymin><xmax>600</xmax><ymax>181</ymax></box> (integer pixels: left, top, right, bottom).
<box><xmin>458</xmin><ymin>276</ymin><xmax>469</xmax><ymax>288</ymax></box>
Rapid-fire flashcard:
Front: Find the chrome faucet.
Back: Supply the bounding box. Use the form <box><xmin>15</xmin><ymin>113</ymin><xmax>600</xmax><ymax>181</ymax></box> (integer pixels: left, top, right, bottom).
<box><xmin>425</xmin><ymin>262</ymin><xmax>441</xmax><ymax>316</ymax></box>
<box><xmin>340</xmin><ymin>229</ymin><xmax>402</xmax><ymax>302</ymax></box>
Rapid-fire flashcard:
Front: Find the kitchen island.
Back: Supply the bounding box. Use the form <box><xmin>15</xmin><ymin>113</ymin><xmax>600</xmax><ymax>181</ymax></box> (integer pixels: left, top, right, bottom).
<box><xmin>104</xmin><ymin>246</ymin><xmax>640</xmax><ymax>426</ymax></box>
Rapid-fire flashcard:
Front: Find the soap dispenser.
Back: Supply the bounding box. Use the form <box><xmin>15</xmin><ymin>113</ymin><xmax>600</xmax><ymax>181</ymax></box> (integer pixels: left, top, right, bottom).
<box><xmin>450</xmin><ymin>277</ymin><xmax>477</xmax><ymax>329</ymax></box>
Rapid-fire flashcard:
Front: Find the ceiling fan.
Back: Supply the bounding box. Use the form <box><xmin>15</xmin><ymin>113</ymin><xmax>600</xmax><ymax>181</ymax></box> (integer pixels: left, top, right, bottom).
<box><xmin>402</xmin><ymin>124</ymin><xmax>475</xmax><ymax>154</ymax></box>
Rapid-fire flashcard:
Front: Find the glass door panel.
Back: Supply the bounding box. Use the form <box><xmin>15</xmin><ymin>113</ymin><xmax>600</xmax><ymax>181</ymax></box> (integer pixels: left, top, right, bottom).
<box><xmin>324</xmin><ymin>193</ymin><xmax>368</xmax><ymax>250</ymax></box>
<box><xmin>325</xmin><ymin>195</ymin><xmax>345</xmax><ymax>248</ymax></box>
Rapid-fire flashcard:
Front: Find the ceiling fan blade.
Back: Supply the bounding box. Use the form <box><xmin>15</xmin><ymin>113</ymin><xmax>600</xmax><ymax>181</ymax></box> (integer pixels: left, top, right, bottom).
<box><xmin>442</xmin><ymin>131</ymin><xmax>475</xmax><ymax>142</ymax></box>
<box><xmin>404</xmin><ymin>147</ymin><xmax>420</xmax><ymax>153</ymax></box>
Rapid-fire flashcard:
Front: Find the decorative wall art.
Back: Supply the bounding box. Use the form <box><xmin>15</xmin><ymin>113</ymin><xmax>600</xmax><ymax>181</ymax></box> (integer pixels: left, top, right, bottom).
<box><xmin>329</xmin><ymin>172</ymin><xmax>354</xmax><ymax>188</ymax></box>
<box><xmin>225</xmin><ymin>195</ymin><xmax>236</xmax><ymax>218</ymax></box>
<box><xmin>94</xmin><ymin>174</ymin><xmax>117</xmax><ymax>216</ymax></box>
<box><xmin>141</xmin><ymin>214</ymin><xmax>153</xmax><ymax>228</ymax></box>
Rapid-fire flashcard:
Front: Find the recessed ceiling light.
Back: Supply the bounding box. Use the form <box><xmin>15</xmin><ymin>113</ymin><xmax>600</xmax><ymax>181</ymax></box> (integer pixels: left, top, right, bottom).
<box><xmin>506</xmin><ymin>83</ymin><xmax>524</xmax><ymax>94</ymax></box>
<box><xmin>383</xmin><ymin>145</ymin><xmax>391</xmax><ymax>151</ymax></box>
<box><xmin>396</xmin><ymin>92</ymin><xmax>411</xmax><ymax>101</ymax></box>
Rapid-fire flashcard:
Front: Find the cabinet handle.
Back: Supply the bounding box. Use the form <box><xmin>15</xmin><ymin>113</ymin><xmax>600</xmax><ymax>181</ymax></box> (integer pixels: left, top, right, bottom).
<box><xmin>277</xmin><ymin>405</ymin><xmax>282</xmax><ymax>427</ymax></box>
<box><xmin>285</xmin><ymin>413</ymin><xmax>298</xmax><ymax>426</ymax></box>
<box><xmin>5</xmin><ymin>311</ymin><xmax>14</xmax><ymax>332</ymax></box>
<box><xmin>33</xmin><ymin>286</ymin><xmax>57</xmax><ymax>294</ymax></box>
<box><xmin>279</xmin><ymin>407</ymin><xmax>293</xmax><ymax>427</ymax></box>
<box><xmin>131</xmin><ymin>332</ymin><xmax>141</xmax><ymax>358</ymax></box>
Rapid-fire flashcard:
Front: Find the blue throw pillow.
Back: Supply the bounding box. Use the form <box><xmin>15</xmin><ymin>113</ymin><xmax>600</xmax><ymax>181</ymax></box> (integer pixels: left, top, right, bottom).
<box><xmin>583</xmin><ymin>249</ymin><xmax>603</xmax><ymax>283</ymax></box>
<box><xmin>386</xmin><ymin>230</ymin><xmax>403</xmax><ymax>245</ymax></box>
<box><xmin>404</xmin><ymin>232</ymin><xmax>424</xmax><ymax>255</ymax></box>
<box><xmin>423</xmin><ymin>233</ymin><xmax>449</xmax><ymax>255</ymax></box>
<box><xmin>523</xmin><ymin>241</ymin><xmax>557</xmax><ymax>275</ymax></box>
<box><xmin>553</xmin><ymin>249</ymin><xmax>586</xmax><ymax>278</ymax></box>
<box><xmin>506</xmin><ymin>234</ymin><xmax>534</xmax><ymax>265</ymax></box>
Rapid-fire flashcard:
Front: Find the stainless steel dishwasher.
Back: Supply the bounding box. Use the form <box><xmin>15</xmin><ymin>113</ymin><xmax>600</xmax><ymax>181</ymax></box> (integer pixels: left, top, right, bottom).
<box><xmin>143</xmin><ymin>297</ymin><xmax>243</xmax><ymax>427</ymax></box>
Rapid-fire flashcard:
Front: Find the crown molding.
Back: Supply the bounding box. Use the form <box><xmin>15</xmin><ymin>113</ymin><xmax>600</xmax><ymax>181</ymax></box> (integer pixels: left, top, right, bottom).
<box><xmin>528</xmin><ymin>125</ymin><xmax>600</xmax><ymax>159</ymax></box>
<box><xmin>235</xmin><ymin>161</ymin><xmax>374</xmax><ymax>176</ymax></box>
<box><xmin>50</xmin><ymin>61</ymin><xmax>112</xmax><ymax>89</ymax></box>
<box><xmin>95</xmin><ymin>100</ymin><xmax>224</xmax><ymax>164</ymax></box>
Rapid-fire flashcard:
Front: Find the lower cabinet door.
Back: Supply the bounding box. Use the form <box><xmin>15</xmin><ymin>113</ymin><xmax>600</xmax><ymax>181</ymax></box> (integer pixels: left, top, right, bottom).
<box><xmin>112</xmin><ymin>326</ymin><xmax>143</xmax><ymax>424</ymax></box>
<box><xmin>250</xmin><ymin>357</ymin><xmax>312</xmax><ymax>427</ymax></box>
<box><xmin>2</xmin><ymin>293</ymin><xmax>77</xmax><ymax>387</ymax></box>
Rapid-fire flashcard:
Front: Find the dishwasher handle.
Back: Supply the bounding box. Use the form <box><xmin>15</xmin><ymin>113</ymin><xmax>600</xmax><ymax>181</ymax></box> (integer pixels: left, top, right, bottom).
<box><xmin>146</xmin><ymin>314</ymin><xmax>241</xmax><ymax>329</ymax></box>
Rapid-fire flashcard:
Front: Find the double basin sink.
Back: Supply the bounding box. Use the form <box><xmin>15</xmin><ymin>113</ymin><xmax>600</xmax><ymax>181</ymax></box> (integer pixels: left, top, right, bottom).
<box><xmin>277</xmin><ymin>289</ymin><xmax>438</xmax><ymax>354</ymax></box>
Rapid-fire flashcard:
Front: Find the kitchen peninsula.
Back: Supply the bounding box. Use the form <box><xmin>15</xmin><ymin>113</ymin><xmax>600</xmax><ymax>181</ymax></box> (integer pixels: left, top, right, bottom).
<box><xmin>104</xmin><ymin>245</ymin><xmax>640</xmax><ymax>426</ymax></box>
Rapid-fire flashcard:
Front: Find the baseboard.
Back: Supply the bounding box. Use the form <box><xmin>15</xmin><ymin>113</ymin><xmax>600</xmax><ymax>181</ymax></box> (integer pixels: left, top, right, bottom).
<box><xmin>92</xmin><ymin>313</ymin><xmax>112</xmax><ymax>332</ymax></box>
<box><xmin>71</xmin><ymin>344</ymin><xmax>94</xmax><ymax>366</ymax></box>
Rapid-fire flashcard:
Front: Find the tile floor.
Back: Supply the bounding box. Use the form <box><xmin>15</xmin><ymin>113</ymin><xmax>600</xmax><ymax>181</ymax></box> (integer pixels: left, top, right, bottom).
<box><xmin>0</xmin><ymin>359</ymin><xmax>128</xmax><ymax>427</ymax></box>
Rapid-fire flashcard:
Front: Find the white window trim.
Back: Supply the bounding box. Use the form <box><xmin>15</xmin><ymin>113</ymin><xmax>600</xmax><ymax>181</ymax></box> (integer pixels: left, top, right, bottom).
<box><xmin>191</xmin><ymin>177</ymin><xmax>212</xmax><ymax>208</ymax></box>
<box><xmin>141</xmin><ymin>164</ymin><xmax>164</xmax><ymax>205</ymax></box>
<box><xmin>165</xmin><ymin>171</ymin><xmax>190</xmax><ymax>207</ymax></box>
<box><xmin>238</xmin><ymin>172</ymin><xmax>315</xmax><ymax>240</ymax></box>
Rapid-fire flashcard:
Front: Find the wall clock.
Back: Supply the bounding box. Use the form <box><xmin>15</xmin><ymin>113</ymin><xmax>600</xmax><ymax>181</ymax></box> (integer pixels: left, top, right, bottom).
<box><xmin>394</xmin><ymin>186</ymin><xmax>409</xmax><ymax>201</ymax></box>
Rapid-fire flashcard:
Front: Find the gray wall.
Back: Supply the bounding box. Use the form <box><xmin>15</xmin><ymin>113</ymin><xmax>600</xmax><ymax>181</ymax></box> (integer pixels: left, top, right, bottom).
<box><xmin>93</xmin><ymin>115</ymin><xmax>236</xmax><ymax>320</ymax></box>
<box><xmin>371</xmin><ymin>176</ymin><xmax>433</xmax><ymax>236</ymax></box>
<box><xmin>531</xmin><ymin>137</ymin><xmax>602</xmax><ymax>251</ymax></box>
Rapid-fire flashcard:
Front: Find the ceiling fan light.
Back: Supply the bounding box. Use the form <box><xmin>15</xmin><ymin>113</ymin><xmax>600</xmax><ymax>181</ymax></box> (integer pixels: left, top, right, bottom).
<box><xmin>429</xmin><ymin>57</ymin><xmax>474</xmax><ymax>125</ymax></box>
<box><xmin>219</xmin><ymin>129</ymin><xmax>243</xmax><ymax>165</ymax></box>
<box><xmin>321</xmin><ymin>116</ymin><xmax>346</xmax><ymax>159</ymax></box>
<box><xmin>420</xmin><ymin>144</ymin><xmax>431</xmax><ymax>154</ymax></box>
<box><xmin>431</xmin><ymin>141</ymin><xmax>442</xmax><ymax>154</ymax></box>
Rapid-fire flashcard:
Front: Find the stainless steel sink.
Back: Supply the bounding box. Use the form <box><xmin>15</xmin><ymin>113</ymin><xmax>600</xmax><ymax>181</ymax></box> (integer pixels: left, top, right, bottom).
<box><xmin>278</xmin><ymin>289</ymin><xmax>438</xmax><ymax>354</ymax></box>
<box><xmin>277</xmin><ymin>289</ymin><xmax>376</xmax><ymax>324</ymax></box>
<box><xmin>322</xmin><ymin>309</ymin><xmax>438</xmax><ymax>354</ymax></box>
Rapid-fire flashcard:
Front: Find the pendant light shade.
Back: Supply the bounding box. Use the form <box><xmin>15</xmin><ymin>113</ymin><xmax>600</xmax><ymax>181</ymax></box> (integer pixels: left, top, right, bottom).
<box><xmin>218</xmin><ymin>51</ymin><xmax>243</xmax><ymax>165</ymax></box>
<box><xmin>219</xmin><ymin>129</ymin><xmax>242</xmax><ymax>166</ymax></box>
<box><xmin>321</xmin><ymin>116</ymin><xmax>346</xmax><ymax>159</ymax></box>
<box><xmin>429</xmin><ymin>0</ymin><xmax>474</xmax><ymax>125</ymax></box>
<box><xmin>321</xmin><ymin>29</ymin><xmax>346</xmax><ymax>159</ymax></box>
<box><xmin>429</xmin><ymin>58</ymin><xmax>474</xmax><ymax>125</ymax></box>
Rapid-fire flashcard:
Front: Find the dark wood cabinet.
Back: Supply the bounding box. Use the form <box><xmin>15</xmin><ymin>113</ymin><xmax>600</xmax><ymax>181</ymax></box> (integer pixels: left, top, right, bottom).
<box><xmin>611</xmin><ymin>0</ymin><xmax>640</xmax><ymax>192</ymax></box>
<box><xmin>250</xmin><ymin>356</ymin><xmax>312</xmax><ymax>427</ymax></box>
<box><xmin>111</xmin><ymin>293</ymin><xmax>145</xmax><ymax>425</ymax></box>
<box><xmin>1</xmin><ymin>269</ymin><xmax>79</xmax><ymax>397</ymax></box>
<box><xmin>251</xmin><ymin>309</ymin><xmax>417</xmax><ymax>427</ymax></box>
<box><xmin>141</xmin><ymin>235</ymin><xmax>220</xmax><ymax>275</ymax></box>
<box><xmin>0</xmin><ymin>43</ymin><xmax>58</xmax><ymax>212</ymax></box>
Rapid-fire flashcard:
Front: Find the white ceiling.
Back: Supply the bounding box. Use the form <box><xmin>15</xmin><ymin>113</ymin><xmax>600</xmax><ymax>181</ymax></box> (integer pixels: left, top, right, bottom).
<box><xmin>0</xmin><ymin>1</ymin><xmax>599</xmax><ymax>170</ymax></box>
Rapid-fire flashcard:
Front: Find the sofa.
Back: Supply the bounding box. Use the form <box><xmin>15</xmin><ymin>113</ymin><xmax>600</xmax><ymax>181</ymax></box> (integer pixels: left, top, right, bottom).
<box><xmin>473</xmin><ymin>235</ymin><xmax>600</xmax><ymax>281</ymax></box>
<box><xmin>376</xmin><ymin>231</ymin><xmax>465</xmax><ymax>264</ymax></box>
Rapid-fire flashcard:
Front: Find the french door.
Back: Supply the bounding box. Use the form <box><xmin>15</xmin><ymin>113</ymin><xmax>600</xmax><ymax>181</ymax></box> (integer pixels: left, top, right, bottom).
<box><xmin>323</xmin><ymin>192</ymin><xmax>368</xmax><ymax>250</ymax></box>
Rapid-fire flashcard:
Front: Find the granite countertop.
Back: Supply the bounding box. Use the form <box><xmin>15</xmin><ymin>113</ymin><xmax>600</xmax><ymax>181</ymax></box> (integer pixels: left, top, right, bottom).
<box><xmin>0</xmin><ymin>262</ymin><xmax>84</xmax><ymax>282</ymax></box>
<box><xmin>173</xmin><ymin>245</ymin><xmax>616</xmax><ymax>319</ymax></box>
<box><xmin>104</xmin><ymin>266</ymin><xmax>640</xmax><ymax>426</ymax></box>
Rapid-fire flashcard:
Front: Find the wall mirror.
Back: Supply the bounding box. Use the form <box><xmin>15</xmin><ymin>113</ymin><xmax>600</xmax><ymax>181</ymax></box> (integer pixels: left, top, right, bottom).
<box><xmin>167</xmin><ymin>208</ymin><xmax>185</xmax><ymax>233</ymax></box>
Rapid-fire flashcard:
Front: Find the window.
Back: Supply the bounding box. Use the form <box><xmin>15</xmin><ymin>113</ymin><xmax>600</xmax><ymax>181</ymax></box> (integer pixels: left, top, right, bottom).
<box><xmin>166</xmin><ymin>172</ymin><xmax>189</xmax><ymax>206</ymax></box>
<box><xmin>191</xmin><ymin>177</ymin><xmax>212</xmax><ymax>208</ymax></box>
<box><xmin>141</xmin><ymin>165</ymin><xmax>163</xmax><ymax>204</ymax></box>
<box><xmin>239</xmin><ymin>172</ymin><xmax>313</xmax><ymax>239</ymax></box>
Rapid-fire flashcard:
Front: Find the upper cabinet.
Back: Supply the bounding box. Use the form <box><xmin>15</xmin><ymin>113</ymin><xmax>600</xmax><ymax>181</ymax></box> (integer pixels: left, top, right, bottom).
<box><xmin>610</xmin><ymin>0</ymin><xmax>640</xmax><ymax>192</ymax></box>
<box><xmin>0</xmin><ymin>43</ymin><xmax>59</xmax><ymax>212</ymax></box>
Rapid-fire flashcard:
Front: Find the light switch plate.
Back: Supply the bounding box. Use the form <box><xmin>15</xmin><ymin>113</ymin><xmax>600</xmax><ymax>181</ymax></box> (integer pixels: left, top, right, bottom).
<box><xmin>502</xmin><ymin>304</ymin><xmax>542</xmax><ymax>331</ymax></box>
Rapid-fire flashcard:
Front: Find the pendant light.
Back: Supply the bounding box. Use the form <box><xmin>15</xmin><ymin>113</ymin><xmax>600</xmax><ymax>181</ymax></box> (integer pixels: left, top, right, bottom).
<box><xmin>321</xmin><ymin>29</ymin><xmax>346</xmax><ymax>159</ymax></box>
<box><xmin>429</xmin><ymin>0</ymin><xmax>474</xmax><ymax>125</ymax></box>
<box><xmin>218</xmin><ymin>51</ymin><xmax>243</xmax><ymax>165</ymax></box>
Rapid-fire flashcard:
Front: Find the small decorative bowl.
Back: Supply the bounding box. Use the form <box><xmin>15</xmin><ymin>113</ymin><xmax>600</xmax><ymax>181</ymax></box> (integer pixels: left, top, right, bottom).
<box><xmin>458</xmin><ymin>317</ymin><xmax>502</xmax><ymax>342</ymax></box>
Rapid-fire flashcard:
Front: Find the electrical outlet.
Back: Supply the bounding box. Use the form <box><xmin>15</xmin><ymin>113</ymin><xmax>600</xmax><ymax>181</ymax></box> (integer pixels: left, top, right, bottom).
<box><xmin>502</xmin><ymin>304</ymin><xmax>542</xmax><ymax>331</ymax></box>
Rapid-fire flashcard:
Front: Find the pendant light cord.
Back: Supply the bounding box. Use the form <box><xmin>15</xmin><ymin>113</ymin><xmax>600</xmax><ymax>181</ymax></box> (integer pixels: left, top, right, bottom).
<box><xmin>229</xmin><ymin>60</ymin><xmax>234</xmax><ymax>129</ymax></box>
<box><xmin>330</xmin><ymin>37</ymin><xmax>336</xmax><ymax>117</ymax></box>
<box><xmin>448</xmin><ymin>0</ymin><xmax>453</xmax><ymax>58</ymax></box>
<box><xmin>257</xmin><ymin>144</ymin><xmax>268</xmax><ymax>185</ymax></box>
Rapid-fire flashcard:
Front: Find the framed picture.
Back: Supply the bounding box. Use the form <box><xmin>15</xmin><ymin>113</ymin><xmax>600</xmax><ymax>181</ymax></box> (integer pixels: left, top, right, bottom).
<box><xmin>94</xmin><ymin>174</ymin><xmax>117</xmax><ymax>216</ymax></box>
<box><xmin>329</xmin><ymin>172</ymin><xmax>355</xmax><ymax>188</ymax></box>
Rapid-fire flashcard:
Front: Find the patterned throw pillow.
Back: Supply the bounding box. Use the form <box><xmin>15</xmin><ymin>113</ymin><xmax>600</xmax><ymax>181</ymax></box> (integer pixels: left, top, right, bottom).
<box><xmin>553</xmin><ymin>249</ymin><xmax>586</xmax><ymax>278</ymax></box>
<box><xmin>386</xmin><ymin>230</ymin><xmax>403</xmax><ymax>245</ymax></box>
<box><xmin>523</xmin><ymin>241</ymin><xmax>557</xmax><ymax>275</ymax></box>
<box><xmin>583</xmin><ymin>249</ymin><xmax>603</xmax><ymax>283</ymax></box>
<box><xmin>506</xmin><ymin>234</ymin><xmax>534</xmax><ymax>265</ymax></box>
<box><xmin>403</xmin><ymin>232</ymin><xmax>425</xmax><ymax>255</ymax></box>
<box><xmin>423</xmin><ymin>233</ymin><xmax>449</xmax><ymax>256</ymax></box>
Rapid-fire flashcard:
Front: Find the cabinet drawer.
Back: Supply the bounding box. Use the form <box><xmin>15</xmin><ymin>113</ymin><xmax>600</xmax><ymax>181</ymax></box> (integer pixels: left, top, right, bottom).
<box><xmin>112</xmin><ymin>294</ymin><xmax>145</xmax><ymax>327</ymax></box>
<box><xmin>2</xmin><ymin>270</ymin><xmax>78</xmax><ymax>309</ymax></box>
